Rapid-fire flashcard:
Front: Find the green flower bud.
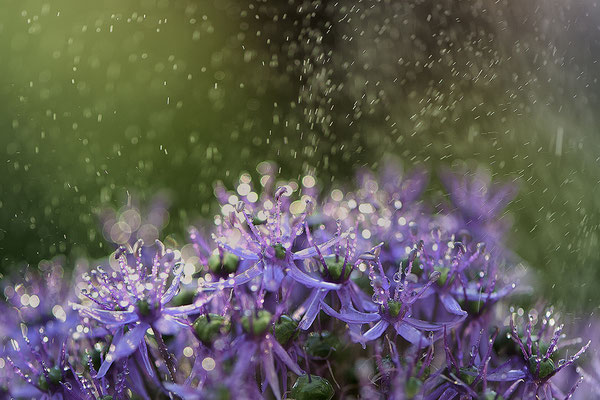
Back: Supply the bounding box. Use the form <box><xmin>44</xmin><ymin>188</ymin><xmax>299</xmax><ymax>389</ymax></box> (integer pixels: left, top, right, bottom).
<box><xmin>208</xmin><ymin>252</ymin><xmax>239</xmax><ymax>274</ymax></box>
<box><xmin>459</xmin><ymin>366</ymin><xmax>478</xmax><ymax>386</ymax></box>
<box><xmin>290</xmin><ymin>375</ymin><xmax>334</xmax><ymax>400</ymax></box>
<box><xmin>136</xmin><ymin>299</ymin><xmax>154</xmax><ymax>317</ymax></box>
<box><xmin>38</xmin><ymin>367</ymin><xmax>61</xmax><ymax>391</ymax></box>
<box><xmin>252</xmin><ymin>216</ymin><xmax>266</xmax><ymax>226</ymax></box>
<box><xmin>193</xmin><ymin>314</ymin><xmax>231</xmax><ymax>344</ymax></box>
<box><xmin>528</xmin><ymin>356</ymin><xmax>555</xmax><ymax>379</ymax></box>
<box><xmin>479</xmin><ymin>390</ymin><xmax>504</xmax><ymax>400</ymax></box>
<box><xmin>405</xmin><ymin>376</ymin><xmax>422</xmax><ymax>399</ymax></box>
<box><xmin>241</xmin><ymin>310</ymin><xmax>272</xmax><ymax>335</ymax></box>
<box><xmin>274</xmin><ymin>315</ymin><xmax>299</xmax><ymax>345</ymax></box>
<box><xmin>304</xmin><ymin>331</ymin><xmax>342</xmax><ymax>358</ymax></box>
<box><xmin>170</xmin><ymin>289</ymin><xmax>196</xmax><ymax>307</ymax></box>
<box><xmin>402</xmin><ymin>257</ymin><xmax>422</xmax><ymax>275</ymax></box>
<box><xmin>434</xmin><ymin>266</ymin><xmax>450</xmax><ymax>286</ymax></box>
<box><xmin>387</xmin><ymin>299</ymin><xmax>402</xmax><ymax>318</ymax></box>
<box><xmin>320</xmin><ymin>257</ymin><xmax>352</xmax><ymax>281</ymax></box>
<box><xmin>273</xmin><ymin>243</ymin><xmax>287</xmax><ymax>260</ymax></box>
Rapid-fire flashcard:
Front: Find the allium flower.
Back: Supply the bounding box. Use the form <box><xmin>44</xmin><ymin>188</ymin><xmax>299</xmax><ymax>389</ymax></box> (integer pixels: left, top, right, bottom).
<box><xmin>385</xmin><ymin>340</ymin><xmax>435</xmax><ymax>399</ymax></box>
<box><xmin>2</xmin><ymin>164</ymin><xmax>594</xmax><ymax>400</ymax></box>
<box><xmin>294</xmin><ymin>222</ymin><xmax>379</xmax><ymax>330</ymax></box>
<box><xmin>6</xmin><ymin>330</ymin><xmax>127</xmax><ymax>400</ymax></box>
<box><xmin>223</xmin><ymin>292</ymin><xmax>304</xmax><ymax>400</ymax></box>
<box><xmin>440</xmin><ymin>167</ymin><xmax>518</xmax><ymax>255</ymax></box>
<box><xmin>71</xmin><ymin>240</ymin><xmax>207</xmax><ymax>378</ymax></box>
<box><xmin>331</xmin><ymin>246</ymin><xmax>447</xmax><ymax>346</ymax></box>
<box><xmin>426</xmin><ymin>328</ymin><xmax>504</xmax><ymax>400</ymax></box>
<box><xmin>414</xmin><ymin>231</ymin><xmax>516</xmax><ymax>332</ymax></box>
<box><xmin>205</xmin><ymin>187</ymin><xmax>346</xmax><ymax>292</ymax></box>
<box><xmin>322</xmin><ymin>160</ymin><xmax>430</xmax><ymax>263</ymax></box>
<box><xmin>490</xmin><ymin>308</ymin><xmax>590</xmax><ymax>399</ymax></box>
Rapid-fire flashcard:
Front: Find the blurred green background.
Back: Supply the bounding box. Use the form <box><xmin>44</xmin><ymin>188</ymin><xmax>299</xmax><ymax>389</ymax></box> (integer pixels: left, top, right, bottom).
<box><xmin>1</xmin><ymin>0</ymin><xmax>599</xmax><ymax>310</ymax></box>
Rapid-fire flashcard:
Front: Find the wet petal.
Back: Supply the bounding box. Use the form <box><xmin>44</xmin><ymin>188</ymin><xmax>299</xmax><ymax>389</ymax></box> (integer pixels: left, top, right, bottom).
<box><xmin>487</xmin><ymin>369</ymin><xmax>527</xmax><ymax>381</ymax></box>
<box><xmin>394</xmin><ymin>322</ymin><xmax>429</xmax><ymax>346</ymax></box>
<box><xmin>320</xmin><ymin>301</ymin><xmax>380</xmax><ymax>324</ymax></box>
<box><xmin>161</xmin><ymin>264</ymin><xmax>185</xmax><ymax>305</ymax></box>
<box><xmin>361</xmin><ymin>320</ymin><xmax>389</xmax><ymax>342</ymax></box>
<box><xmin>213</xmin><ymin>240</ymin><xmax>260</xmax><ymax>260</ymax></box>
<box><xmin>96</xmin><ymin>327</ymin><xmax>124</xmax><ymax>378</ymax></box>
<box><xmin>299</xmin><ymin>289</ymin><xmax>329</xmax><ymax>330</ymax></box>
<box><xmin>268</xmin><ymin>335</ymin><xmax>304</xmax><ymax>376</ymax></box>
<box><xmin>292</xmin><ymin>232</ymin><xmax>348</xmax><ymax>259</ymax></box>
<box><xmin>286</xmin><ymin>263</ymin><xmax>341</xmax><ymax>290</ymax></box>
<box><xmin>163</xmin><ymin>383</ymin><xmax>202</xmax><ymax>400</ymax></box>
<box><xmin>139</xmin><ymin>338</ymin><xmax>155</xmax><ymax>378</ymax></box>
<box><xmin>263</xmin><ymin>261</ymin><xmax>285</xmax><ymax>292</ymax></box>
<box><xmin>71</xmin><ymin>303</ymin><xmax>138</xmax><ymax>326</ymax></box>
<box><xmin>202</xmin><ymin>261</ymin><xmax>263</xmax><ymax>290</ymax></box>
<box><xmin>439</xmin><ymin>294</ymin><xmax>467</xmax><ymax>316</ymax></box>
<box><xmin>404</xmin><ymin>317</ymin><xmax>447</xmax><ymax>331</ymax></box>
<box><xmin>261</xmin><ymin>340</ymin><xmax>281</xmax><ymax>400</ymax></box>
<box><xmin>98</xmin><ymin>322</ymin><xmax>149</xmax><ymax>378</ymax></box>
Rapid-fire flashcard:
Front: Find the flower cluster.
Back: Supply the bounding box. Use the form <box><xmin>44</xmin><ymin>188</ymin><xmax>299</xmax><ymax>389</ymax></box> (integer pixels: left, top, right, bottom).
<box><xmin>0</xmin><ymin>161</ymin><xmax>594</xmax><ymax>399</ymax></box>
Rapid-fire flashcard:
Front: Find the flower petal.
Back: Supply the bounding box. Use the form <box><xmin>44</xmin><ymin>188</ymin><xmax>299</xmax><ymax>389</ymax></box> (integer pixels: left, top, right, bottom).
<box><xmin>292</xmin><ymin>231</ymin><xmax>348</xmax><ymax>259</ymax></box>
<box><xmin>299</xmin><ymin>289</ymin><xmax>329</xmax><ymax>330</ymax></box>
<box><xmin>71</xmin><ymin>303</ymin><xmax>138</xmax><ymax>326</ymax></box>
<box><xmin>97</xmin><ymin>323</ymin><xmax>149</xmax><ymax>378</ymax></box>
<box><xmin>96</xmin><ymin>327</ymin><xmax>124</xmax><ymax>378</ymax></box>
<box><xmin>213</xmin><ymin>239</ymin><xmax>260</xmax><ymax>260</ymax></box>
<box><xmin>320</xmin><ymin>301</ymin><xmax>380</xmax><ymax>324</ymax></box>
<box><xmin>139</xmin><ymin>338</ymin><xmax>155</xmax><ymax>378</ymax></box>
<box><xmin>163</xmin><ymin>293</ymin><xmax>216</xmax><ymax>316</ymax></box>
<box><xmin>202</xmin><ymin>261</ymin><xmax>263</xmax><ymax>290</ymax></box>
<box><xmin>263</xmin><ymin>261</ymin><xmax>285</xmax><ymax>292</ymax></box>
<box><xmin>404</xmin><ymin>317</ymin><xmax>447</xmax><ymax>331</ymax></box>
<box><xmin>439</xmin><ymin>294</ymin><xmax>467</xmax><ymax>316</ymax></box>
<box><xmin>161</xmin><ymin>264</ymin><xmax>185</xmax><ymax>305</ymax></box>
<box><xmin>268</xmin><ymin>335</ymin><xmax>304</xmax><ymax>376</ymax></box>
<box><xmin>285</xmin><ymin>263</ymin><xmax>341</xmax><ymax>290</ymax></box>
<box><xmin>394</xmin><ymin>322</ymin><xmax>430</xmax><ymax>346</ymax></box>
<box><xmin>361</xmin><ymin>320</ymin><xmax>389</xmax><ymax>342</ymax></box>
<box><xmin>261</xmin><ymin>340</ymin><xmax>281</xmax><ymax>400</ymax></box>
<box><xmin>487</xmin><ymin>369</ymin><xmax>527</xmax><ymax>381</ymax></box>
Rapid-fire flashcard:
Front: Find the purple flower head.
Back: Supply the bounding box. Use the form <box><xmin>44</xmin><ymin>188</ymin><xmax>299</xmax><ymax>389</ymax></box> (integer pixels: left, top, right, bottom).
<box><xmin>70</xmin><ymin>240</ymin><xmax>207</xmax><ymax>378</ymax></box>
<box><xmin>322</xmin><ymin>161</ymin><xmax>430</xmax><ymax>263</ymax></box>
<box><xmin>413</xmin><ymin>231</ymin><xmax>516</xmax><ymax>331</ymax></box>
<box><xmin>383</xmin><ymin>340</ymin><xmax>435</xmax><ymax>399</ymax></box>
<box><xmin>330</xmin><ymin>245</ymin><xmax>446</xmax><ymax>347</ymax></box>
<box><xmin>1</xmin><ymin>257</ymin><xmax>78</xmax><ymax>342</ymax></box>
<box><xmin>220</xmin><ymin>291</ymin><xmax>304</xmax><ymax>400</ymax></box>
<box><xmin>491</xmin><ymin>308</ymin><xmax>590</xmax><ymax>399</ymax></box>
<box><xmin>204</xmin><ymin>187</ymin><xmax>347</xmax><ymax>292</ymax></box>
<box><xmin>294</xmin><ymin>221</ymin><xmax>379</xmax><ymax>331</ymax></box>
<box><xmin>440</xmin><ymin>167</ymin><xmax>517</xmax><ymax>225</ymax></box>
<box><xmin>5</xmin><ymin>330</ymin><xmax>127</xmax><ymax>400</ymax></box>
<box><xmin>440</xmin><ymin>167</ymin><xmax>518</xmax><ymax>257</ymax></box>
<box><xmin>426</xmin><ymin>327</ymin><xmax>504</xmax><ymax>400</ymax></box>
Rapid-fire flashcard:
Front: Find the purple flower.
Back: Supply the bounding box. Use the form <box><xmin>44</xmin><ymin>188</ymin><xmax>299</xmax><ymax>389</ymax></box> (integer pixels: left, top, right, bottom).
<box><xmin>489</xmin><ymin>308</ymin><xmax>590</xmax><ymax>399</ymax></box>
<box><xmin>329</xmin><ymin>245</ymin><xmax>448</xmax><ymax>347</ymax></box>
<box><xmin>293</xmin><ymin>221</ymin><xmax>378</xmax><ymax>330</ymax></box>
<box><xmin>425</xmin><ymin>328</ymin><xmax>504</xmax><ymax>400</ymax></box>
<box><xmin>71</xmin><ymin>240</ymin><xmax>210</xmax><ymax>378</ymax></box>
<box><xmin>203</xmin><ymin>187</ymin><xmax>347</xmax><ymax>292</ymax></box>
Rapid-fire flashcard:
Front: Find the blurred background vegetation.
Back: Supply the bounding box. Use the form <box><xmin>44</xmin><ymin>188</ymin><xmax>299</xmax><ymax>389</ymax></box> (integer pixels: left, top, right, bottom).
<box><xmin>1</xmin><ymin>0</ymin><xmax>599</xmax><ymax>310</ymax></box>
